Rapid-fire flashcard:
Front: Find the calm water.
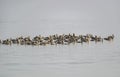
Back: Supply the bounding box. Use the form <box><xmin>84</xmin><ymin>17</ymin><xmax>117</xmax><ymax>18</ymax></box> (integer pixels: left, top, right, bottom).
<box><xmin>0</xmin><ymin>36</ymin><xmax>120</xmax><ymax>77</ymax></box>
<box><xmin>0</xmin><ymin>0</ymin><xmax>120</xmax><ymax>76</ymax></box>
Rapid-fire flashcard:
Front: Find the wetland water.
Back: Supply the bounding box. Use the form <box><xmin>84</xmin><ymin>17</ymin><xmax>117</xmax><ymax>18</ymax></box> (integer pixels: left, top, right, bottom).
<box><xmin>0</xmin><ymin>36</ymin><xmax>120</xmax><ymax>77</ymax></box>
<box><xmin>0</xmin><ymin>0</ymin><xmax>120</xmax><ymax>77</ymax></box>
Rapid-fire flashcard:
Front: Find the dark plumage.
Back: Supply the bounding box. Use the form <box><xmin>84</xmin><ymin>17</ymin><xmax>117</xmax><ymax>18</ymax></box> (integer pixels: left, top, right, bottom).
<box><xmin>0</xmin><ymin>34</ymin><xmax>115</xmax><ymax>46</ymax></box>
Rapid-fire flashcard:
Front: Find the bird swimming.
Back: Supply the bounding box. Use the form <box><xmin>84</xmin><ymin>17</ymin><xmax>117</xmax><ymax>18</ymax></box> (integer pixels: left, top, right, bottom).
<box><xmin>0</xmin><ymin>34</ymin><xmax>114</xmax><ymax>46</ymax></box>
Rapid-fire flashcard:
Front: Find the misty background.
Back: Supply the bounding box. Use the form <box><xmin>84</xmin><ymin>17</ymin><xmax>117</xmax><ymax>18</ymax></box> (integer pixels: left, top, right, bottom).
<box><xmin>0</xmin><ymin>1</ymin><xmax>120</xmax><ymax>77</ymax></box>
<box><xmin>0</xmin><ymin>0</ymin><xmax>120</xmax><ymax>39</ymax></box>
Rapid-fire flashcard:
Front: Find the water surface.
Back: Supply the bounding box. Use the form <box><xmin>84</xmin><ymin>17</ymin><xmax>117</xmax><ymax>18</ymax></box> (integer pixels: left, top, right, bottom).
<box><xmin>0</xmin><ymin>36</ymin><xmax>120</xmax><ymax>77</ymax></box>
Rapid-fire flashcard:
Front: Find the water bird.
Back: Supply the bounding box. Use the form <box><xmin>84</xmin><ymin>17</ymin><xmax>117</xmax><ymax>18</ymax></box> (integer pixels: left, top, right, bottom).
<box><xmin>104</xmin><ymin>34</ymin><xmax>114</xmax><ymax>41</ymax></box>
<box><xmin>2</xmin><ymin>39</ymin><xmax>12</xmax><ymax>45</ymax></box>
<box><xmin>0</xmin><ymin>34</ymin><xmax>115</xmax><ymax>46</ymax></box>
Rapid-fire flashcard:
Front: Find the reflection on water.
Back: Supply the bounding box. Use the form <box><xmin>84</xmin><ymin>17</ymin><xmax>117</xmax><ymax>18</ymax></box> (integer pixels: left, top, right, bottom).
<box><xmin>0</xmin><ymin>36</ymin><xmax>120</xmax><ymax>77</ymax></box>
<box><xmin>0</xmin><ymin>0</ymin><xmax>120</xmax><ymax>76</ymax></box>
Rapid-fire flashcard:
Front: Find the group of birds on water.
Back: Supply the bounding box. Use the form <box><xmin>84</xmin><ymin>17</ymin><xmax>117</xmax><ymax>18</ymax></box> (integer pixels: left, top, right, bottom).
<box><xmin>0</xmin><ymin>34</ymin><xmax>114</xmax><ymax>46</ymax></box>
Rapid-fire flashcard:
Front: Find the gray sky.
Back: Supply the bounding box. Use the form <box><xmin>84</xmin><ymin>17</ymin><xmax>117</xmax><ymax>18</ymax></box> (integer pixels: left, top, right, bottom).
<box><xmin>0</xmin><ymin>0</ymin><xmax>120</xmax><ymax>38</ymax></box>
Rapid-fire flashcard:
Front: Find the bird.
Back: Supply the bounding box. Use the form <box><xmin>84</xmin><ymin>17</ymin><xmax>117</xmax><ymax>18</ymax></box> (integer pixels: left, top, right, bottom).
<box><xmin>104</xmin><ymin>34</ymin><xmax>114</xmax><ymax>41</ymax></box>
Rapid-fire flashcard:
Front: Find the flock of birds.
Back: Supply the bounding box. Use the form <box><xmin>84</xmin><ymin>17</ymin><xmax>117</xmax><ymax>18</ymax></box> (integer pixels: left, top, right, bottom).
<box><xmin>0</xmin><ymin>34</ymin><xmax>114</xmax><ymax>46</ymax></box>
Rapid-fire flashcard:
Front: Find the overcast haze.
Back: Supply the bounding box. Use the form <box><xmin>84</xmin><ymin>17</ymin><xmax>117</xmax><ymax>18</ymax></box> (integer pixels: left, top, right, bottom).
<box><xmin>0</xmin><ymin>1</ymin><xmax>120</xmax><ymax>77</ymax></box>
<box><xmin>0</xmin><ymin>0</ymin><xmax>120</xmax><ymax>38</ymax></box>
